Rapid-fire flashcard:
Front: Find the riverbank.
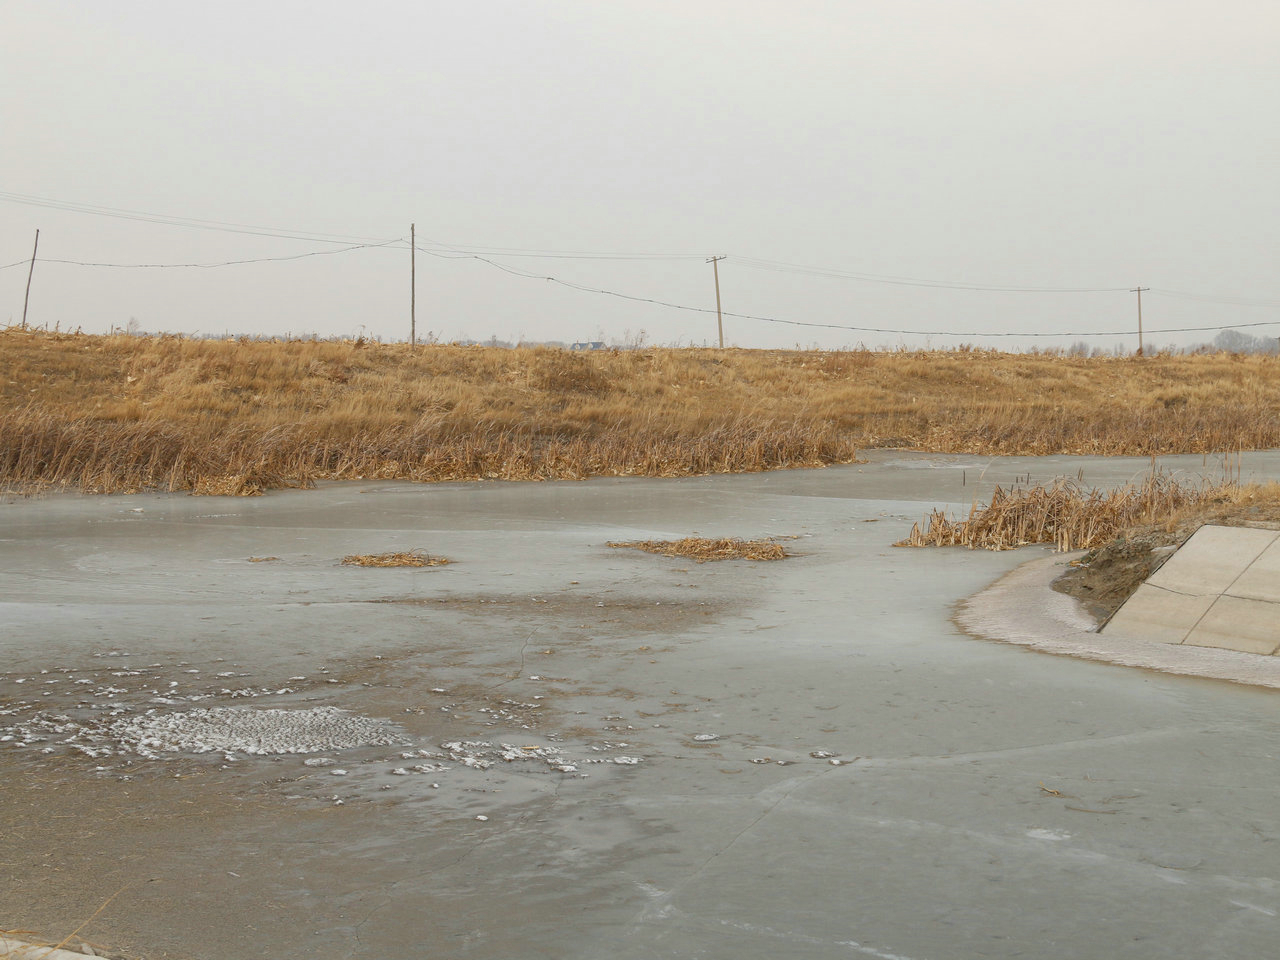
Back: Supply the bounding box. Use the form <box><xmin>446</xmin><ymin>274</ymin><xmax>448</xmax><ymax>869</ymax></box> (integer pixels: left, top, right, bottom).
<box><xmin>6</xmin><ymin>328</ymin><xmax>1280</xmax><ymax>493</ymax></box>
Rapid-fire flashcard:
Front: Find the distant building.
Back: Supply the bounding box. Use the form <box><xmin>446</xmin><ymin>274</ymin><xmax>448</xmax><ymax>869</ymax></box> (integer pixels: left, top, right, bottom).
<box><xmin>570</xmin><ymin>341</ymin><xmax>607</xmax><ymax>351</ymax></box>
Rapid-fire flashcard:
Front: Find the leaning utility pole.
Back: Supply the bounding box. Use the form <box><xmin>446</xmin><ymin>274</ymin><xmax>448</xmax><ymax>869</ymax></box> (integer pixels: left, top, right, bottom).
<box><xmin>707</xmin><ymin>256</ymin><xmax>725</xmax><ymax>348</ymax></box>
<box><xmin>21</xmin><ymin>229</ymin><xmax>39</xmax><ymax>330</ymax></box>
<box><xmin>410</xmin><ymin>223</ymin><xmax>417</xmax><ymax>346</ymax></box>
<box><xmin>1130</xmin><ymin>286</ymin><xmax>1149</xmax><ymax>356</ymax></box>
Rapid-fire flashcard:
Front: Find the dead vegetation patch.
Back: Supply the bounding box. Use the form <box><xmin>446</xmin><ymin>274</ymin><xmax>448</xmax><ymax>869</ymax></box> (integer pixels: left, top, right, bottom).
<box><xmin>1052</xmin><ymin>482</ymin><xmax>1280</xmax><ymax>619</ymax></box>
<box><xmin>7</xmin><ymin>329</ymin><xmax>1280</xmax><ymax>495</ymax></box>
<box><xmin>898</xmin><ymin>475</ymin><xmax>1280</xmax><ymax>618</ymax></box>
<box><xmin>341</xmin><ymin>550</ymin><xmax>450</xmax><ymax>568</ymax></box>
<box><xmin>895</xmin><ymin>476</ymin><xmax>1257</xmax><ymax>552</ymax></box>
<box><xmin>608</xmin><ymin>537</ymin><xmax>791</xmax><ymax>562</ymax></box>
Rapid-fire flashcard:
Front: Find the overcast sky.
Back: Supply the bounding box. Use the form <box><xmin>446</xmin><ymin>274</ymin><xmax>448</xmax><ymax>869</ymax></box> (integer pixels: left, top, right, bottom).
<box><xmin>3</xmin><ymin>1</ymin><xmax>1277</xmax><ymax>350</ymax></box>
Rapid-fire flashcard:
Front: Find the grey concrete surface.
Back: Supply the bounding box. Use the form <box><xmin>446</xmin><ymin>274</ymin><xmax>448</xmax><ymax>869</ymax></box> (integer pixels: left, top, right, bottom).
<box><xmin>4</xmin><ymin>449</ymin><xmax>1280</xmax><ymax>960</ymax></box>
<box><xmin>957</xmin><ymin>553</ymin><xmax>1280</xmax><ymax>689</ymax></box>
<box><xmin>1106</xmin><ymin>525</ymin><xmax>1280</xmax><ymax>654</ymax></box>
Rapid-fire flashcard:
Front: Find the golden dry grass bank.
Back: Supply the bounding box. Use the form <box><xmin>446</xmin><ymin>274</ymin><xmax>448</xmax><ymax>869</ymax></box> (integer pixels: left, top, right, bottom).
<box><xmin>3</xmin><ymin>329</ymin><xmax>1279</xmax><ymax>493</ymax></box>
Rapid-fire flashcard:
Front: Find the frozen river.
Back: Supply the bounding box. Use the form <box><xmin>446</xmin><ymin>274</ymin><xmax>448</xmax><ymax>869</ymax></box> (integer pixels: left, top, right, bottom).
<box><xmin>3</xmin><ymin>451</ymin><xmax>1280</xmax><ymax>960</ymax></box>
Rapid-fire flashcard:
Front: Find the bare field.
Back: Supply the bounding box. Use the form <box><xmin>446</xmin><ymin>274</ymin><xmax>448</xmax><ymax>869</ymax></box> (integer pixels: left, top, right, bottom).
<box><xmin>3</xmin><ymin>329</ymin><xmax>1279</xmax><ymax>494</ymax></box>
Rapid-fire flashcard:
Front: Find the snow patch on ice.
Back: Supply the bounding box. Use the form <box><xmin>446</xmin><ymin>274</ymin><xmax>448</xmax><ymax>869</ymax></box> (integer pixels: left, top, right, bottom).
<box><xmin>105</xmin><ymin>706</ymin><xmax>405</xmax><ymax>756</ymax></box>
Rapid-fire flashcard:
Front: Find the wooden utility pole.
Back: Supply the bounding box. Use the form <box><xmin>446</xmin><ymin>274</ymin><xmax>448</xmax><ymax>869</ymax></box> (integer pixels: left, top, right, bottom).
<box><xmin>21</xmin><ymin>229</ymin><xmax>39</xmax><ymax>330</ymax></box>
<box><xmin>410</xmin><ymin>223</ymin><xmax>416</xmax><ymax>346</ymax></box>
<box><xmin>1130</xmin><ymin>286</ymin><xmax>1149</xmax><ymax>356</ymax></box>
<box><xmin>707</xmin><ymin>256</ymin><xmax>725</xmax><ymax>348</ymax></box>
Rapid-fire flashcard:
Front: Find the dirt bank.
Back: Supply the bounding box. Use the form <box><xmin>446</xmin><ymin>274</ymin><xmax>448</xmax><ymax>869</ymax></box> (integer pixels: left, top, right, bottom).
<box><xmin>1053</xmin><ymin>510</ymin><xmax>1280</xmax><ymax>623</ymax></box>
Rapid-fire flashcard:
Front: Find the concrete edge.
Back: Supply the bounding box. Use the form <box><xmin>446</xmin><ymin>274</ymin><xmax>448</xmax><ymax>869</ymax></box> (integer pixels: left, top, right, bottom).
<box><xmin>954</xmin><ymin>551</ymin><xmax>1280</xmax><ymax>690</ymax></box>
<box><xmin>0</xmin><ymin>936</ymin><xmax>110</xmax><ymax>960</ymax></box>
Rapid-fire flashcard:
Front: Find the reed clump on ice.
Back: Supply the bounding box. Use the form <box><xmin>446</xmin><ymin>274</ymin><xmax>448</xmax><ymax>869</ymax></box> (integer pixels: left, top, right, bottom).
<box><xmin>608</xmin><ymin>537</ymin><xmax>791</xmax><ymax>562</ymax></box>
<box><xmin>896</xmin><ymin>477</ymin><xmax>1280</xmax><ymax>552</ymax></box>
<box><xmin>4</xmin><ymin>328</ymin><xmax>1280</xmax><ymax>494</ymax></box>
<box><xmin>340</xmin><ymin>550</ymin><xmax>449</xmax><ymax>567</ymax></box>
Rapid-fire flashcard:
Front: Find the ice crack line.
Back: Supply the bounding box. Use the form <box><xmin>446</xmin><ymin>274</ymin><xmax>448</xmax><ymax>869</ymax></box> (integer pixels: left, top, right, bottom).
<box><xmin>627</xmin><ymin>766</ymin><xmax>839</xmax><ymax>930</ymax></box>
<box><xmin>487</xmin><ymin>630</ymin><xmax>536</xmax><ymax>690</ymax></box>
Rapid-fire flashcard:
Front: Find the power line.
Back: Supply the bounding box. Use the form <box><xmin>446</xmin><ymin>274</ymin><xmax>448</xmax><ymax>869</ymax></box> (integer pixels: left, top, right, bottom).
<box><xmin>413</xmin><ymin>235</ymin><xmax>703</xmax><ymax>261</ymax></box>
<box><xmin>1151</xmin><ymin>288</ymin><xmax>1280</xmax><ymax>308</ymax></box>
<box><xmin>420</xmin><ymin>246</ymin><xmax>1275</xmax><ymax>339</ymax></box>
<box><xmin>698</xmin><ymin>313</ymin><xmax>1280</xmax><ymax>339</ymax></box>
<box><xmin>732</xmin><ymin>255</ymin><xmax>1132</xmax><ymax>293</ymax></box>
<box><xmin>33</xmin><ymin>238</ymin><xmax>405</xmax><ymax>269</ymax></box>
<box><xmin>0</xmin><ymin>191</ymin><xmax>392</xmax><ymax>246</ymax></box>
<box><xmin>1</xmin><ymin>191</ymin><xmax>705</xmax><ymax>262</ymax></box>
<box><xmin>6</xmin><ymin>228</ymin><xmax>1276</xmax><ymax>340</ymax></box>
<box><xmin>4</xmin><ymin>189</ymin><xmax>1276</xmax><ymax>339</ymax></box>
<box><xmin>7</xmin><ymin>189</ymin><xmax>1278</xmax><ymax>306</ymax></box>
<box><xmin>12</xmin><ymin>234</ymin><xmax>1280</xmax><ymax>318</ymax></box>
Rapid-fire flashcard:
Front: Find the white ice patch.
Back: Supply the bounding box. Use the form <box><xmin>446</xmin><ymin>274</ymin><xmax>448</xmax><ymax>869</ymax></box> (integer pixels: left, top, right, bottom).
<box><xmin>106</xmin><ymin>706</ymin><xmax>404</xmax><ymax>756</ymax></box>
<box><xmin>957</xmin><ymin>553</ymin><xmax>1280</xmax><ymax>689</ymax></box>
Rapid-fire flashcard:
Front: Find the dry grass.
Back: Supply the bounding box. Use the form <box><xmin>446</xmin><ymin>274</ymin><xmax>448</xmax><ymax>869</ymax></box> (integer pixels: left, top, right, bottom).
<box><xmin>897</xmin><ymin>477</ymin><xmax>1280</xmax><ymax>552</ymax></box>
<box><xmin>1</xmin><ymin>881</ymin><xmax>132</xmax><ymax>959</ymax></box>
<box><xmin>341</xmin><ymin>550</ymin><xmax>450</xmax><ymax>567</ymax></box>
<box><xmin>4</xmin><ymin>328</ymin><xmax>1280</xmax><ymax>494</ymax></box>
<box><xmin>608</xmin><ymin>537</ymin><xmax>791</xmax><ymax>562</ymax></box>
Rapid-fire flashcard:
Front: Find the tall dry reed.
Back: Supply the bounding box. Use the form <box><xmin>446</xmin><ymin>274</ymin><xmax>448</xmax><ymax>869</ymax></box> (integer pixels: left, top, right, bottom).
<box><xmin>895</xmin><ymin>476</ymin><xmax>1262</xmax><ymax>551</ymax></box>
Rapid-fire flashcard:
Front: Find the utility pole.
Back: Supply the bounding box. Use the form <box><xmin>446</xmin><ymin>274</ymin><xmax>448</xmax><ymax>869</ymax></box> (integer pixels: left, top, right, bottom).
<box><xmin>1130</xmin><ymin>286</ymin><xmax>1149</xmax><ymax>357</ymax></box>
<box><xmin>410</xmin><ymin>223</ymin><xmax>416</xmax><ymax>346</ymax></box>
<box><xmin>707</xmin><ymin>256</ymin><xmax>725</xmax><ymax>348</ymax></box>
<box><xmin>21</xmin><ymin>229</ymin><xmax>39</xmax><ymax>330</ymax></box>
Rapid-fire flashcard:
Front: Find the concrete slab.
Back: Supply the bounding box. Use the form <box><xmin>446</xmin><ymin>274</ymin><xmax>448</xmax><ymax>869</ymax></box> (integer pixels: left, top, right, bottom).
<box><xmin>1185</xmin><ymin>595</ymin><xmax>1280</xmax><ymax>655</ymax></box>
<box><xmin>1099</xmin><ymin>587</ymin><xmax>1213</xmax><ymax>644</ymax></box>
<box><xmin>1105</xmin><ymin>525</ymin><xmax>1280</xmax><ymax>655</ymax></box>
<box><xmin>1144</xmin><ymin>524</ymin><xmax>1277</xmax><ymax>595</ymax></box>
<box><xmin>1230</xmin><ymin>537</ymin><xmax>1280</xmax><ymax>603</ymax></box>
<box><xmin>958</xmin><ymin>552</ymin><xmax>1280</xmax><ymax>688</ymax></box>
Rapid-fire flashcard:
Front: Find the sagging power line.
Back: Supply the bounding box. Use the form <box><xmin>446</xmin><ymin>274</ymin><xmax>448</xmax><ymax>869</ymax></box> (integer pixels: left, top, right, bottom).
<box><xmin>3</xmin><ymin>190</ymin><xmax>1277</xmax><ymax>343</ymax></box>
<box><xmin>26</xmin><ymin>239</ymin><xmax>405</xmax><ymax>270</ymax></box>
<box><xmin>0</xmin><ymin>190</ymin><xmax>391</xmax><ymax>247</ymax></box>
<box><xmin>8</xmin><ymin>234</ymin><xmax>1277</xmax><ymax>342</ymax></box>
<box><xmin>412</xmin><ymin>245</ymin><xmax>1277</xmax><ymax>340</ymax></box>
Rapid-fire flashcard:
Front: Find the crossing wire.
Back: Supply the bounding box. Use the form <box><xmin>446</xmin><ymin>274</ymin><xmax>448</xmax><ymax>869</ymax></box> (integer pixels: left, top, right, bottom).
<box><xmin>418</xmin><ymin>247</ymin><xmax>1278</xmax><ymax>339</ymax></box>
<box><xmin>3</xmin><ymin>190</ymin><xmax>1277</xmax><ymax>339</ymax></box>
<box><xmin>33</xmin><ymin>238</ymin><xmax>405</xmax><ymax>269</ymax></box>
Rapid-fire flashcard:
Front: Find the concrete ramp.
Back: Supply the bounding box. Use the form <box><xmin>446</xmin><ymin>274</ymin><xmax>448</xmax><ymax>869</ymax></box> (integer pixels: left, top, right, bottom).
<box><xmin>1104</xmin><ymin>525</ymin><xmax>1280</xmax><ymax>655</ymax></box>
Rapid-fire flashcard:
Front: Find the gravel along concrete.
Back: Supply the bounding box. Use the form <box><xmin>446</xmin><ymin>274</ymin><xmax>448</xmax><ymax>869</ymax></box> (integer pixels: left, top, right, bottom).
<box><xmin>4</xmin><ymin>450</ymin><xmax>1280</xmax><ymax>960</ymax></box>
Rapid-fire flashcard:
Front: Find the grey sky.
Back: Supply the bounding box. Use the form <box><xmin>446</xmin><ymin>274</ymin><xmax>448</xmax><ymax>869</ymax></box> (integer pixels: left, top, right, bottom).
<box><xmin>3</xmin><ymin>1</ymin><xmax>1277</xmax><ymax>349</ymax></box>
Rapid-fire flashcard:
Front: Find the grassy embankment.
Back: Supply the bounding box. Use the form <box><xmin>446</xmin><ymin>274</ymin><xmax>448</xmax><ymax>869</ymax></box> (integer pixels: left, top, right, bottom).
<box><xmin>3</xmin><ymin>328</ymin><xmax>1280</xmax><ymax>495</ymax></box>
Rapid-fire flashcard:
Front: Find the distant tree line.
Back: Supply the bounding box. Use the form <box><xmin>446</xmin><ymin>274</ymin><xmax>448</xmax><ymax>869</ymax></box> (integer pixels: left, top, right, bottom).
<box><xmin>1203</xmin><ymin>329</ymin><xmax>1280</xmax><ymax>355</ymax></box>
<box><xmin>95</xmin><ymin>321</ymin><xmax>1280</xmax><ymax>355</ymax></box>
<box><xmin>1058</xmin><ymin>329</ymin><xmax>1278</xmax><ymax>357</ymax></box>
